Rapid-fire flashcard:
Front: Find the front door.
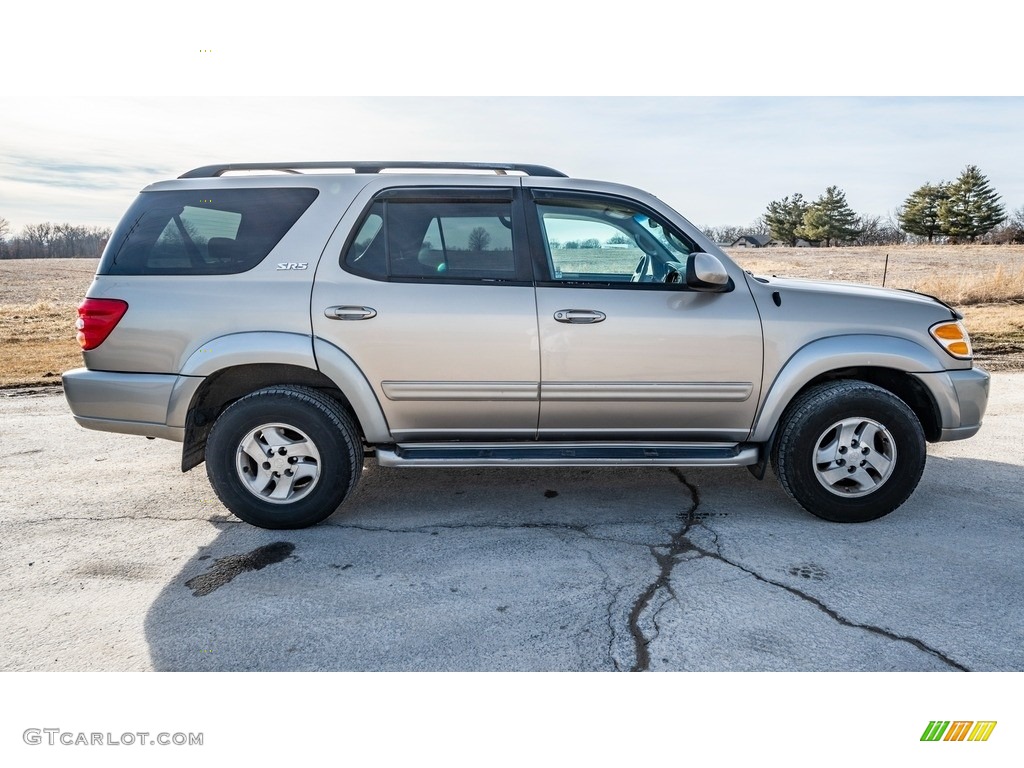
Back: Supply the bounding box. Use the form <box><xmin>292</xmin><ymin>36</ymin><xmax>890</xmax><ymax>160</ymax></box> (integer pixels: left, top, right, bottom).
<box><xmin>527</xmin><ymin>189</ymin><xmax>763</xmax><ymax>441</ymax></box>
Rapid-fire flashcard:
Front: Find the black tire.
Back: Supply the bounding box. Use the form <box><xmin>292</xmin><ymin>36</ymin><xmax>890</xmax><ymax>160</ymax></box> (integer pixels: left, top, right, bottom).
<box><xmin>205</xmin><ymin>386</ymin><xmax>363</xmax><ymax>529</ymax></box>
<box><xmin>771</xmin><ymin>380</ymin><xmax>926</xmax><ymax>523</ymax></box>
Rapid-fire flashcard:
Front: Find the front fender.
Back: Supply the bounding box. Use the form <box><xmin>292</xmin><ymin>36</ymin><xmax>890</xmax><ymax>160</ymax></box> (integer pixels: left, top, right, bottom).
<box><xmin>750</xmin><ymin>334</ymin><xmax>946</xmax><ymax>442</ymax></box>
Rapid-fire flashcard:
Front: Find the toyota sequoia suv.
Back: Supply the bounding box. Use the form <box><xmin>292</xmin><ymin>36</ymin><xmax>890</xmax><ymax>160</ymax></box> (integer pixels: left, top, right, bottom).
<box><xmin>63</xmin><ymin>161</ymin><xmax>990</xmax><ymax>529</ymax></box>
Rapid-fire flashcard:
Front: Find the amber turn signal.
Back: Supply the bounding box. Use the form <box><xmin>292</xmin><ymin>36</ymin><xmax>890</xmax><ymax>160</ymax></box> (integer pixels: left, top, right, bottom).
<box><xmin>930</xmin><ymin>321</ymin><xmax>973</xmax><ymax>360</ymax></box>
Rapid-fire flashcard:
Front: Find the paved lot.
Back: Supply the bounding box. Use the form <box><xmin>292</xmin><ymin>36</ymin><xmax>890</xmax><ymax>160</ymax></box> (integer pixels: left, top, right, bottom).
<box><xmin>2</xmin><ymin>373</ymin><xmax>1022</xmax><ymax>672</ymax></box>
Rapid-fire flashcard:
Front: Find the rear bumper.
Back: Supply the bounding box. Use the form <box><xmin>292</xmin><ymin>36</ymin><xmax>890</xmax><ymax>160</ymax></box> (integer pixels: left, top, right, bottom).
<box><xmin>62</xmin><ymin>368</ymin><xmax>203</xmax><ymax>442</ymax></box>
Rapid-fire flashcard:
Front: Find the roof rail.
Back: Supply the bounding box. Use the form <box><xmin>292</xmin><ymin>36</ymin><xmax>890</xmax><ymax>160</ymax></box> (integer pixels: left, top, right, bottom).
<box><xmin>179</xmin><ymin>161</ymin><xmax>568</xmax><ymax>179</ymax></box>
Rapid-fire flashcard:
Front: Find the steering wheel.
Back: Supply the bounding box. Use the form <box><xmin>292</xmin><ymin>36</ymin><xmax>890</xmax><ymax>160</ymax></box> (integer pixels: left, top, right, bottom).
<box><xmin>630</xmin><ymin>253</ymin><xmax>650</xmax><ymax>283</ymax></box>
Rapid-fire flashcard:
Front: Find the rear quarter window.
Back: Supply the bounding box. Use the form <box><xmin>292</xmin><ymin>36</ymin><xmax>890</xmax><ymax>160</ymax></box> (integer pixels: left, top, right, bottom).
<box><xmin>99</xmin><ymin>188</ymin><xmax>319</xmax><ymax>275</ymax></box>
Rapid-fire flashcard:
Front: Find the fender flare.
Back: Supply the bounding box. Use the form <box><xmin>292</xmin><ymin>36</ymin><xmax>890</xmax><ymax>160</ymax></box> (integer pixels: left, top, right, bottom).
<box><xmin>313</xmin><ymin>337</ymin><xmax>392</xmax><ymax>443</ymax></box>
<box><xmin>173</xmin><ymin>332</ymin><xmax>392</xmax><ymax>443</ymax></box>
<box><xmin>179</xmin><ymin>331</ymin><xmax>318</xmax><ymax>377</ymax></box>
<box><xmin>169</xmin><ymin>332</ymin><xmax>318</xmax><ymax>427</ymax></box>
<box><xmin>750</xmin><ymin>335</ymin><xmax>946</xmax><ymax>442</ymax></box>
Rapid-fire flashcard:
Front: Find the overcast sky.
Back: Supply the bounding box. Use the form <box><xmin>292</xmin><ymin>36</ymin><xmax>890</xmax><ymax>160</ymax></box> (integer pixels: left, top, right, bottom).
<box><xmin>3</xmin><ymin>4</ymin><xmax>1022</xmax><ymax>232</ymax></box>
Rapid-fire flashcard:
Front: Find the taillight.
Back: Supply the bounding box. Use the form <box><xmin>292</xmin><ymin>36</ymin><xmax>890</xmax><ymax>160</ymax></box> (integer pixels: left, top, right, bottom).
<box><xmin>76</xmin><ymin>298</ymin><xmax>129</xmax><ymax>350</ymax></box>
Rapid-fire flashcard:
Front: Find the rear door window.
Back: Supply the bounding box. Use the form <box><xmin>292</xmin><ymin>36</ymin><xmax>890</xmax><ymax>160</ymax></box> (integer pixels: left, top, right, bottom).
<box><xmin>342</xmin><ymin>188</ymin><xmax>528</xmax><ymax>283</ymax></box>
<box><xmin>100</xmin><ymin>188</ymin><xmax>319</xmax><ymax>275</ymax></box>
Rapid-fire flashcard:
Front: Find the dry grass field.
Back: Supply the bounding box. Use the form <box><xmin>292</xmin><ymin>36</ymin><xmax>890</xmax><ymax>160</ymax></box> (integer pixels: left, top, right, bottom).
<box><xmin>0</xmin><ymin>259</ymin><xmax>98</xmax><ymax>387</ymax></box>
<box><xmin>1</xmin><ymin>245</ymin><xmax>1022</xmax><ymax>388</ymax></box>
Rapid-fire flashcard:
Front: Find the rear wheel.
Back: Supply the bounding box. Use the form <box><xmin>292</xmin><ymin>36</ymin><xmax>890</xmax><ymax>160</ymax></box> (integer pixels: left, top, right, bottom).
<box><xmin>205</xmin><ymin>386</ymin><xmax>363</xmax><ymax>529</ymax></box>
<box><xmin>771</xmin><ymin>380</ymin><xmax>926</xmax><ymax>523</ymax></box>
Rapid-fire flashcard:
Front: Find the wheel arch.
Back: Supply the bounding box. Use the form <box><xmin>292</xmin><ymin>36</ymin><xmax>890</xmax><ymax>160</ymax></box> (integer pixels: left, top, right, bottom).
<box><xmin>176</xmin><ymin>332</ymin><xmax>392</xmax><ymax>471</ymax></box>
<box><xmin>751</xmin><ymin>336</ymin><xmax>946</xmax><ymax>444</ymax></box>
<box><xmin>181</xmin><ymin>363</ymin><xmax>348</xmax><ymax>471</ymax></box>
<box><xmin>179</xmin><ymin>331</ymin><xmax>318</xmax><ymax>378</ymax></box>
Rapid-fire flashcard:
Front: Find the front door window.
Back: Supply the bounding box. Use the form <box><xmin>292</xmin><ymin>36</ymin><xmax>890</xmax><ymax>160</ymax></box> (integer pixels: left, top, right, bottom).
<box><xmin>536</xmin><ymin>199</ymin><xmax>693</xmax><ymax>284</ymax></box>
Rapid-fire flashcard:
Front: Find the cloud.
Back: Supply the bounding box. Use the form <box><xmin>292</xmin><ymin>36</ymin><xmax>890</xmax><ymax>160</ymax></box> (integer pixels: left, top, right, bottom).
<box><xmin>2</xmin><ymin>96</ymin><xmax>1023</xmax><ymax>231</ymax></box>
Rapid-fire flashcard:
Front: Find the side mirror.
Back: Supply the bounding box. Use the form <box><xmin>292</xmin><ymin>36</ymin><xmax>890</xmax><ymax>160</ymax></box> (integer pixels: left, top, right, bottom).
<box><xmin>686</xmin><ymin>252</ymin><xmax>731</xmax><ymax>292</ymax></box>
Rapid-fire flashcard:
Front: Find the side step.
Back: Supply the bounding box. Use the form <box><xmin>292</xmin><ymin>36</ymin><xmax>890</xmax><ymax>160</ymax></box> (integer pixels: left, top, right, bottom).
<box><xmin>376</xmin><ymin>442</ymin><xmax>759</xmax><ymax>468</ymax></box>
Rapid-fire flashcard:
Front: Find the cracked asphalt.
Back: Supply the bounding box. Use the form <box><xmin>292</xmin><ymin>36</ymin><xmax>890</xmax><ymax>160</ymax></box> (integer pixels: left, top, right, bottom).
<box><xmin>2</xmin><ymin>373</ymin><xmax>1022</xmax><ymax>672</ymax></box>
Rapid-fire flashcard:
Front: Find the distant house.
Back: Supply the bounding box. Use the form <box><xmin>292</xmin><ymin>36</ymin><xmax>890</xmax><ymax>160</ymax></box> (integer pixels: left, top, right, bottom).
<box><xmin>730</xmin><ymin>234</ymin><xmax>818</xmax><ymax>248</ymax></box>
<box><xmin>730</xmin><ymin>234</ymin><xmax>774</xmax><ymax>248</ymax></box>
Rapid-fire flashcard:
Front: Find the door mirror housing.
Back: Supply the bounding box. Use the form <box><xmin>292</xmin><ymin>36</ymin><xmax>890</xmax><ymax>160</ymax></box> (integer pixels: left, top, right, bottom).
<box><xmin>686</xmin><ymin>252</ymin><xmax>731</xmax><ymax>292</ymax></box>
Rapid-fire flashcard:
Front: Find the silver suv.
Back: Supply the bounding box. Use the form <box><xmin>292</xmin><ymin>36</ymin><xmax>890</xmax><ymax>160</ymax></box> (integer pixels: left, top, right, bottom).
<box><xmin>63</xmin><ymin>161</ymin><xmax>990</xmax><ymax>529</ymax></box>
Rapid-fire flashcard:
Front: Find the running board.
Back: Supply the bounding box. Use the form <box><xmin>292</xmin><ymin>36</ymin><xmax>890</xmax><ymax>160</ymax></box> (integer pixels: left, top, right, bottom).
<box><xmin>376</xmin><ymin>442</ymin><xmax>759</xmax><ymax>468</ymax></box>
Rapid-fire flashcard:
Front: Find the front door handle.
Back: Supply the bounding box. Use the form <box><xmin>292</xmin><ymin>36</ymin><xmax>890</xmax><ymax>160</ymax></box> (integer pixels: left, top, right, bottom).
<box><xmin>554</xmin><ymin>309</ymin><xmax>606</xmax><ymax>324</ymax></box>
<box><xmin>325</xmin><ymin>305</ymin><xmax>377</xmax><ymax>321</ymax></box>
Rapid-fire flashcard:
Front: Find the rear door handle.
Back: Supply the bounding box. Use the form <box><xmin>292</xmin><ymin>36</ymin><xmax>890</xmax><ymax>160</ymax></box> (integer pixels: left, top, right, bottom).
<box><xmin>554</xmin><ymin>309</ymin><xmax>606</xmax><ymax>324</ymax></box>
<box><xmin>325</xmin><ymin>305</ymin><xmax>377</xmax><ymax>321</ymax></box>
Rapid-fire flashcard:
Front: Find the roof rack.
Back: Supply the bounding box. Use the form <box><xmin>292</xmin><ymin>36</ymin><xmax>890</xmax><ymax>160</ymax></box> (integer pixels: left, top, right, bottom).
<box><xmin>179</xmin><ymin>161</ymin><xmax>568</xmax><ymax>179</ymax></box>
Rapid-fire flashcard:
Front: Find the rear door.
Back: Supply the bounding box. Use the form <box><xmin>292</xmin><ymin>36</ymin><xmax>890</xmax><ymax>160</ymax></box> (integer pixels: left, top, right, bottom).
<box><xmin>311</xmin><ymin>186</ymin><xmax>540</xmax><ymax>441</ymax></box>
<box><xmin>526</xmin><ymin>188</ymin><xmax>763</xmax><ymax>441</ymax></box>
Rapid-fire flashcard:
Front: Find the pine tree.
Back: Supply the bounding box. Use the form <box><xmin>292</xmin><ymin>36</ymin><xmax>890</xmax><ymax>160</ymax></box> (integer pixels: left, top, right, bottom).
<box><xmin>899</xmin><ymin>182</ymin><xmax>949</xmax><ymax>243</ymax></box>
<box><xmin>939</xmin><ymin>165</ymin><xmax>1006</xmax><ymax>242</ymax></box>
<box><xmin>763</xmin><ymin>194</ymin><xmax>808</xmax><ymax>246</ymax></box>
<box><xmin>795</xmin><ymin>186</ymin><xmax>862</xmax><ymax>247</ymax></box>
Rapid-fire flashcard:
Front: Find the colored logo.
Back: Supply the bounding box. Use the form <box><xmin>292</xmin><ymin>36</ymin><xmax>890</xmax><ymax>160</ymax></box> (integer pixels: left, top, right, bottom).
<box><xmin>921</xmin><ymin>721</ymin><xmax>997</xmax><ymax>742</ymax></box>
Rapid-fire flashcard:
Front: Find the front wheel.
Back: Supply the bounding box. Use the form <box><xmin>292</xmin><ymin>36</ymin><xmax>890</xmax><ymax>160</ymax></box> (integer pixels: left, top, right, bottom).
<box><xmin>205</xmin><ymin>386</ymin><xmax>363</xmax><ymax>529</ymax></box>
<box><xmin>771</xmin><ymin>381</ymin><xmax>926</xmax><ymax>523</ymax></box>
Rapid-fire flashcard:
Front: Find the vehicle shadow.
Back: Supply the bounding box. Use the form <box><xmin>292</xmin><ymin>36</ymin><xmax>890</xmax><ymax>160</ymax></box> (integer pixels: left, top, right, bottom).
<box><xmin>142</xmin><ymin>453</ymin><xmax>1024</xmax><ymax>671</ymax></box>
<box><xmin>142</xmin><ymin>463</ymin><xmax>789</xmax><ymax>671</ymax></box>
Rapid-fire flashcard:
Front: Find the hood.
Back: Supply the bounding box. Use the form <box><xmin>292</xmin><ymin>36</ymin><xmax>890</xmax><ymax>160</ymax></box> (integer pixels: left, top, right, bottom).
<box><xmin>750</xmin><ymin>274</ymin><xmax>961</xmax><ymax>318</ymax></box>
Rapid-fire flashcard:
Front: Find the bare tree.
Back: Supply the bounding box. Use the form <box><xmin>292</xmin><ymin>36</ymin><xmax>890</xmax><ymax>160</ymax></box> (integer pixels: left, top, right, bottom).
<box><xmin>2</xmin><ymin>221</ymin><xmax>111</xmax><ymax>259</ymax></box>
<box><xmin>701</xmin><ymin>224</ymin><xmax>743</xmax><ymax>243</ymax></box>
<box><xmin>22</xmin><ymin>222</ymin><xmax>54</xmax><ymax>254</ymax></box>
<box><xmin>467</xmin><ymin>226</ymin><xmax>491</xmax><ymax>251</ymax></box>
<box><xmin>0</xmin><ymin>216</ymin><xmax>10</xmax><ymax>258</ymax></box>
<box><xmin>702</xmin><ymin>222</ymin><xmax>768</xmax><ymax>243</ymax></box>
<box><xmin>988</xmin><ymin>205</ymin><xmax>1024</xmax><ymax>244</ymax></box>
<box><xmin>854</xmin><ymin>214</ymin><xmax>906</xmax><ymax>246</ymax></box>
<box><xmin>746</xmin><ymin>215</ymin><xmax>771</xmax><ymax>237</ymax></box>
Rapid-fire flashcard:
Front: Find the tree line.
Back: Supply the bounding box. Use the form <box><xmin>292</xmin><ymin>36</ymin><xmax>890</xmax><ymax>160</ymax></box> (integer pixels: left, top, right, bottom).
<box><xmin>704</xmin><ymin>165</ymin><xmax>1024</xmax><ymax>247</ymax></box>
<box><xmin>4</xmin><ymin>165</ymin><xmax>1023</xmax><ymax>258</ymax></box>
<box><xmin>0</xmin><ymin>218</ymin><xmax>111</xmax><ymax>259</ymax></box>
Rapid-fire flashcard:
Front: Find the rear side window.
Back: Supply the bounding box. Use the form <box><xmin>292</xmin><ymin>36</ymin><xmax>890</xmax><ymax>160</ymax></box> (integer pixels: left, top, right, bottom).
<box><xmin>100</xmin><ymin>188</ymin><xmax>319</xmax><ymax>275</ymax></box>
<box><xmin>344</xmin><ymin>193</ymin><xmax>520</xmax><ymax>282</ymax></box>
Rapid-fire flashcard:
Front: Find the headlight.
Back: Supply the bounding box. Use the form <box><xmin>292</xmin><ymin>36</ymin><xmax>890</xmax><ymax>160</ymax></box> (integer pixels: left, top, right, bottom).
<box><xmin>930</xmin><ymin>320</ymin><xmax>973</xmax><ymax>360</ymax></box>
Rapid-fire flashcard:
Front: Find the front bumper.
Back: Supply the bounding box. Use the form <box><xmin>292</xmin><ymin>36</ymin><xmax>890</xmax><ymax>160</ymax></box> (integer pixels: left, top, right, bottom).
<box><xmin>913</xmin><ymin>366</ymin><xmax>991</xmax><ymax>442</ymax></box>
